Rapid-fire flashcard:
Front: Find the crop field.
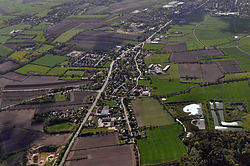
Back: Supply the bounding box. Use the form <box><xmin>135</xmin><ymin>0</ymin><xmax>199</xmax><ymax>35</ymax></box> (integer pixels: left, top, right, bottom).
<box><xmin>166</xmin><ymin>81</ymin><xmax>250</xmax><ymax>103</ymax></box>
<box><xmin>139</xmin><ymin>76</ymin><xmax>195</xmax><ymax>95</ymax></box>
<box><xmin>16</xmin><ymin>64</ymin><xmax>50</xmax><ymax>75</ymax></box>
<box><xmin>162</xmin><ymin>43</ymin><xmax>187</xmax><ymax>52</ymax></box>
<box><xmin>32</xmin><ymin>54</ymin><xmax>68</xmax><ymax>67</ymax></box>
<box><xmin>0</xmin><ymin>61</ymin><xmax>18</xmax><ymax>72</ymax></box>
<box><xmin>66</xmin><ymin>145</ymin><xmax>135</xmax><ymax>166</ymax></box>
<box><xmin>71</xmin><ymin>30</ymin><xmax>138</xmax><ymax>50</ymax></box>
<box><xmin>170</xmin><ymin>49</ymin><xmax>224</xmax><ymax>63</ymax></box>
<box><xmin>133</xmin><ymin>98</ymin><xmax>175</xmax><ymax>127</ymax></box>
<box><xmin>0</xmin><ymin>45</ymin><xmax>13</xmax><ymax>57</ymax></box>
<box><xmin>143</xmin><ymin>43</ymin><xmax>164</xmax><ymax>50</ymax></box>
<box><xmin>138</xmin><ymin>124</ymin><xmax>186</xmax><ymax>164</ymax></box>
<box><xmin>221</xmin><ymin>47</ymin><xmax>250</xmax><ymax>72</ymax></box>
<box><xmin>8</xmin><ymin>51</ymin><xmax>29</xmax><ymax>63</ymax></box>
<box><xmin>53</xmin><ymin>28</ymin><xmax>83</xmax><ymax>43</ymax></box>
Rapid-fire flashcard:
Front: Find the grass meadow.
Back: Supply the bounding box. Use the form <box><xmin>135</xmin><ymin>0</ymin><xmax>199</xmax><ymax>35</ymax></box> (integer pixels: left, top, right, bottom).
<box><xmin>133</xmin><ymin>98</ymin><xmax>175</xmax><ymax>127</ymax></box>
<box><xmin>138</xmin><ymin>124</ymin><xmax>186</xmax><ymax>164</ymax></box>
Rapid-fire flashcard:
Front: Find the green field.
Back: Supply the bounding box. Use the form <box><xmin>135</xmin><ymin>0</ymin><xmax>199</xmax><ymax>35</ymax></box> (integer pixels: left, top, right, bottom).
<box><xmin>47</xmin><ymin>67</ymin><xmax>68</xmax><ymax>75</ymax></box>
<box><xmin>46</xmin><ymin>122</ymin><xmax>76</xmax><ymax>133</ymax></box>
<box><xmin>133</xmin><ymin>98</ymin><xmax>175</xmax><ymax>127</ymax></box>
<box><xmin>47</xmin><ymin>66</ymin><xmax>102</xmax><ymax>76</ymax></box>
<box><xmin>221</xmin><ymin>47</ymin><xmax>250</xmax><ymax>71</ymax></box>
<box><xmin>138</xmin><ymin>124</ymin><xmax>186</xmax><ymax>164</ymax></box>
<box><xmin>222</xmin><ymin>72</ymin><xmax>250</xmax><ymax>81</ymax></box>
<box><xmin>139</xmin><ymin>76</ymin><xmax>195</xmax><ymax>95</ymax></box>
<box><xmin>144</xmin><ymin>53</ymin><xmax>170</xmax><ymax>66</ymax></box>
<box><xmin>16</xmin><ymin>64</ymin><xmax>50</xmax><ymax>75</ymax></box>
<box><xmin>195</xmin><ymin>15</ymin><xmax>250</xmax><ymax>47</ymax></box>
<box><xmin>8</xmin><ymin>51</ymin><xmax>29</xmax><ymax>63</ymax></box>
<box><xmin>143</xmin><ymin>43</ymin><xmax>164</xmax><ymax>50</ymax></box>
<box><xmin>0</xmin><ymin>45</ymin><xmax>13</xmax><ymax>57</ymax></box>
<box><xmin>53</xmin><ymin>28</ymin><xmax>83</xmax><ymax>43</ymax></box>
<box><xmin>166</xmin><ymin>81</ymin><xmax>250</xmax><ymax>103</ymax></box>
<box><xmin>32</xmin><ymin>54</ymin><xmax>68</xmax><ymax>67</ymax></box>
<box><xmin>54</xmin><ymin>93</ymin><xmax>67</xmax><ymax>102</ymax></box>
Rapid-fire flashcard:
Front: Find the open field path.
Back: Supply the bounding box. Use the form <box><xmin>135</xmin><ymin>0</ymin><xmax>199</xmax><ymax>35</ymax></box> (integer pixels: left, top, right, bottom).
<box><xmin>59</xmin><ymin>60</ymin><xmax>115</xmax><ymax>166</ymax></box>
<box><xmin>193</xmin><ymin>23</ymin><xmax>207</xmax><ymax>49</ymax></box>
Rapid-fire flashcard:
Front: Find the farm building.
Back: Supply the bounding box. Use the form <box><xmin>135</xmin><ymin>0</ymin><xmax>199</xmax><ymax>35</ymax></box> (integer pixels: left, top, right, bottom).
<box><xmin>163</xmin><ymin>65</ymin><xmax>170</xmax><ymax>72</ymax></box>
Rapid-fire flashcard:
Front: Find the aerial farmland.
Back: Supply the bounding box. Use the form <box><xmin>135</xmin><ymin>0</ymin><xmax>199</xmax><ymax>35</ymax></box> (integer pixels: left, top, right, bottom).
<box><xmin>0</xmin><ymin>0</ymin><xmax>249</xmax><ymax>166</ymax></box>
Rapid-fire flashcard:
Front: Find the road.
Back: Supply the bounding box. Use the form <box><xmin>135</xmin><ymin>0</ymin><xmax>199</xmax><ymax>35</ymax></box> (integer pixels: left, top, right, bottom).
<box><xmin>59</xmin><ymin>19</ymin><xmax>173</xmax><ymax>166</ymax></box>
<box><xmin>121</xmin><ymin>97</ymin><xmax>134</xmax><ymax>142</ymax></box>
<box><xmin>133</xmin><ymin>20</ymin><xmax>173</xmax><ymax>90</ymax></box>
<box><xmin>59</xmin><ymin>60</ymin><xmax>115</xmax><ymax>166</ymax></box>
<box><xmin>193</xmin><ymin>23</ymin><xmax>207</xmax><ymax>49</ymax></box>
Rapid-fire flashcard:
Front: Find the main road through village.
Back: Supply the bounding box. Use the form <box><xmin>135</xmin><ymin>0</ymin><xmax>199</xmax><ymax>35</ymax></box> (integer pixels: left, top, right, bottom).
<box><xmin>59</xmin><ymin>20</ymin><xmax>173</xmax><ymax>166</ymax></box>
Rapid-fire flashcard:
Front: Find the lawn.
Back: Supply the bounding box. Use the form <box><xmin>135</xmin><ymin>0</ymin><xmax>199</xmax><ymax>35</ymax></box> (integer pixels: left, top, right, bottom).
<box><xmin>166</xmin><ymin>81</ymin><xmax>250</xmax><ymax>103</ymax></box>
<box><xmin>53</xmin><ymin>28</ymin><xmax>83</xmax><ymax>43</ymax></box>
<box><xmin>144</xmin><ymin>43</ymin><xmax>164</xmax><ymax>50</ymax></box>
<box><xmin>32</xmin><ymin>54</ymin><xmax>68</xmax><ymax>67</ymax></box>
<box><xmin>139</xmin><ymin>76</ymin><xmax>195</xmax><ymax>95</ymax></box>
<box><xmin>46</xmin><ymin>122</ymin><xmax>76</xmax><ymax>133</ymax></box>
<box><xmin>0</xmin><ymin>45</ymin><xmax>13</xmax><ymax>57</ymax></box>
<box><xmin>138</xmin><ymin>124</ymin><xmax>186</xmax><ymax>164</ymax></box>
<box><xmin>16</xmin><ymin>64</ymin><xmax>50</xmax><ymax>75</ymax></box>
<box><xmin>133</xmin><ymin>98</ymin><xmax>175</xmax><ymax>127</ymax></box>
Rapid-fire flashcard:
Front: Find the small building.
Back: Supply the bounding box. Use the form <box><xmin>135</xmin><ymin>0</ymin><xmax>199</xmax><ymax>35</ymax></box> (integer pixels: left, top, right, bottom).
<box><xmin>163</xmin><ymin>65</ymin><xmax>170</xmax><ymax>72</ymax></box>
<box><xmin>142</xmin><ymin>91</ymin><xmax>149</xmax><ymax>96</ymax></box>
<box><xmin>101</xmin><ymin>106</ymin><xmax>110</xmax><ymax>117</ymax></box>
<box><xmin>148</xmin><ymin>64</ymin><xmax>154</xmax><ymax>69</ymax></box>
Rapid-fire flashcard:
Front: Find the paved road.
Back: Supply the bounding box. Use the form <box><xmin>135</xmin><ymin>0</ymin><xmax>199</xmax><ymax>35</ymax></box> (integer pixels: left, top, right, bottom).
<box><xmin>121</xmin><ymin>97</ymin><xmax>134</xmax><ymax>142</ymax></box>
<box><xmin>59</xmin><ymin>61</ymin><xmax>115</xmax><ymax>166</ymax></box>
<box><xmin>133</xmin><ymin>20</ymin><xmax>173</xmax><ymax>90</ymax></box>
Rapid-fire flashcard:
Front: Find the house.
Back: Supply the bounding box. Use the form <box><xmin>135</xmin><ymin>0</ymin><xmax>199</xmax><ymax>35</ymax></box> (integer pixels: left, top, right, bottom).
<box><xmin>148</xmin><ymin>64</ymin><xmax>154</xmax><ymax>69</ymax></box>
